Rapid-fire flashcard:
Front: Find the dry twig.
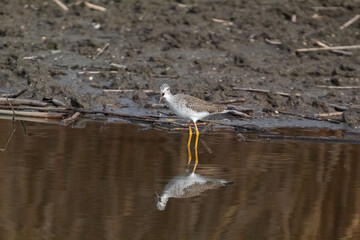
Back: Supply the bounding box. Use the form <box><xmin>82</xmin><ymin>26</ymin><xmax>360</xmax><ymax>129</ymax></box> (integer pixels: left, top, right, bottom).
<box><xmin>212</xmin><ymin>18</ymin><xmax>234</xmax><ymax>26</ymax></box>
<box><xmin>265</xmin><ymin>39</ymin><xmax>282</xmax><ymax>45</ymax></box>
<box><xmin>316</xmin><ymin>85</ymin><xmax>360</xmax><ymax>89</ymax></box>
<box><xmin>215</xmin><ymin>98</ymin><xmax>246</xmax><ymax>104</ymax></box>
<box><xmin>0</xmin><ymin>98</ymin><xmax>49</xmax><ymax>107</ymax></box>
<box><xmin>1</xmin><ymin>88</ymin><xmax>28</xmax><ymax>98</ymax></box>
<box><xmin>340</xmin><ymin>14</ymin><xmax>360</xmax><ymax>30</ymax></box>
<box><xmin>233</xmin><ymin>87</ymin><xmax>301</xmax><ymax>98</ymax></box>
<box><xmin>296</xmin><ymin>45</ymin><xmax>360</xmax><ymax>53</ymax></box>
<box><xmin>312</xmin><ymin>112</ymin><xmax>343</xmax><ymax>118</ymax></box>
<box><xmin>52</xmin><ymin>0</ymin><xmax>69</xmax><ymax>11</ymax></box>
<box><xmin>93</xmin><ymin>43</ymin><xmax>110</xmax><ymax>59</ymax></box>
<box><xmin>149</xmin><ymin>73</ymin><xmax>179</xmax><ymax>79</ymax></box>
<box><xmin>314</xmin><ymin>40</ymin><xmax>352</xmax><ymax>55</ymax></box>
<box><xmin>0</xmin><ymin>109</ymin><xmax>64</xmax><ymax>118</ymax></box>
<box><xmin>82</xmin><ymin>1</ymin><xmax>107</xmax><ymax>12</ymax></box>
<box><xmin>103</xmin><ymin>89</ymin><xmax>155</xmax><ymax>93</ymax></box>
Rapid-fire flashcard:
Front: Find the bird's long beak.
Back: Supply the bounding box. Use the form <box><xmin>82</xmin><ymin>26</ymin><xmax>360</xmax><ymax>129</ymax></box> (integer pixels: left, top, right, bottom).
<box><xmin>159</xmin><ymin>95</ymin><xmax>163</xmax><ymax>103</ymax></box>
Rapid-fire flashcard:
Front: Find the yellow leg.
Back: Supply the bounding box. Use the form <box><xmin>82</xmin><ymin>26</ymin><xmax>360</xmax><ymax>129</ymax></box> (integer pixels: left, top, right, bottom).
<box><xmin>192</xmin><ymin>142</ymin><xmax>198</xmax><ymax>173</ymax></box>
<box><xmin>194</xmin><ymin>122</ymin><xmax>199</xmax><ymax>149</ymax></box>
<box><xmin>187</xmin><ymin>124</ymin><xmax>192</xmax><ymax>165</ymax></box>
<box><xmin>187</xmin><ymin>124</ymin><xmax>192</xmax><ymax>147</ymax></box>
<box><xmin>192</xmin><ymin>122</ymin><xmax>199</xmax><ymax>173</ymax></box>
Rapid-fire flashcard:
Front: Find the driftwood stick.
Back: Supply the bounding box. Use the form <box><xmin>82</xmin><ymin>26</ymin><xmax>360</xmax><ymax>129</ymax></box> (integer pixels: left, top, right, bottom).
<box><xmin>60</xmin><ymin>112</ymin><xmax>81</xmax><ymax>126</ymax></box>
<box><xmin>0</xmin><ymin>109</ymin><xmax>64</xmax><ymax>119</ymax></box>
<box><xmin>1</xmin><ymin>88</ymin><xmax>28</xmax><ymax>98</ymax></box>
<box><xmin>233</xmin><ymin>87</ymin><xmax>301</xmax><ymax>98</ymax></box>
<box><xmin>0</xmin><ymin>98</ymin><xmax>49</xmax><ymax>107</ymax></box>
<box><xmin>314</xmin><ymin>40</ymin><xmax>352</xmax><ymax>55</ymax></box>
<box><xmin>52</xmin><ymin>0</ymin><xmax>69</xmax><ymax>11</ymax></box>
<box><xmin>296</xmin><ymin>45</ymin><xmax>360</xmax><ymax>53</ymax></box>
<box><xmin>316</xmin><ymin>85</ymin><xmax>360</xmax><ymax>89</ymax></box>
<box><xmin>340</xmin><ymin>14</ymin><xmax>360</xmax><ymax>30</ymax></box>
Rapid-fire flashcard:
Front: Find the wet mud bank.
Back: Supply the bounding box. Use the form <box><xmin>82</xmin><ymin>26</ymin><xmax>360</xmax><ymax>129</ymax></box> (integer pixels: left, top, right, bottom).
<box><xmin>0</xmin><ymin>0</ymin><xmax>359</xmax><ymax>131</ymax></box>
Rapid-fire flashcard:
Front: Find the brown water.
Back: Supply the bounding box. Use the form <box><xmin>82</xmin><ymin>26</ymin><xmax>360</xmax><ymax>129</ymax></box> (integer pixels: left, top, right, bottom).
<box><xmin>0</xmin><ymin>119</ymin><xmax>359</xmax><ymax>240</ymax></box>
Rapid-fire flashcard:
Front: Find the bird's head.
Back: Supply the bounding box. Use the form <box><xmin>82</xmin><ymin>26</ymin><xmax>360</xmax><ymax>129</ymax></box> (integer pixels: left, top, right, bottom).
<box><xmin>159</xmin><ymin>83</ymin><xmax>170</xmax><ymax>103</ymax></box>
<box><xmin>155</xmin><ymin>192</ymin><xmax>169</xmax><ymax>211</ymax></box>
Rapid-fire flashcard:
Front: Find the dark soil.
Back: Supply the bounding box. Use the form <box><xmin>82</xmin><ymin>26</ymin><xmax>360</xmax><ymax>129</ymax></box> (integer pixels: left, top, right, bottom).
<box><xmin>0</xmin><ymin>0</ymin><xmax>359</xmax><ymax>129</ymax></box>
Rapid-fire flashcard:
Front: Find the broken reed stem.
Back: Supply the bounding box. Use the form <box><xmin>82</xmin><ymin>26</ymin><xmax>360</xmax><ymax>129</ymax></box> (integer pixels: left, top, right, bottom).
<box><xmin>296</xmin><ymin>45</ymin><xmax>360</xmax><ymax>53</ymax></box>
<box><xmin>340</xmin><ymin>14</ymin><xmax>360</xmax><ymax>30</ymax></box>
<box><xmin>60</xmin><ymin>112</ymin><xmax>81</xmax><ymax>126</ymax></box>
<box><xmin>94</xmin><ymin>43</ymin><xmax>110</xmax><ymax>59</ymax></box>
<box><xmin>52</xmin><ymin>0</ymin><xmax>69</xmax><ymax>11</ymax></box>
<box><xmin>233</xmin><ymin>87</ymin><xmax>301</xmax><ymax>98</ymax></box>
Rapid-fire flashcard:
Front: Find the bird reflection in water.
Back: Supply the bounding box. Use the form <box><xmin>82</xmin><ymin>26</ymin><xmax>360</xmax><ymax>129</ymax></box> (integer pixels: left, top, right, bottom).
<box><xmin>156</xmin><ymin>169</ymin><xmax>232</xmax><ymax>211</ymax></box>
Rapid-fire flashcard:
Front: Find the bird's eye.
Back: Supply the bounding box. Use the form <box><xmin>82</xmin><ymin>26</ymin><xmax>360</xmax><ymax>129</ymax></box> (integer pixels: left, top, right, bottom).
<box><xmin>161</xmin><ymin>93</ymin><xmax>165</xmax><ymax>96</ymax></box>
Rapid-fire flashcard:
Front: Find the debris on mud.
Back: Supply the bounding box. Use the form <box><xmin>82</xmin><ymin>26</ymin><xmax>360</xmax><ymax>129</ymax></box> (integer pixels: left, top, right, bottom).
<box><xmin>0</xmin><ymin>0</ymin><xmax>359</xmax><ymax>131</ymax></box>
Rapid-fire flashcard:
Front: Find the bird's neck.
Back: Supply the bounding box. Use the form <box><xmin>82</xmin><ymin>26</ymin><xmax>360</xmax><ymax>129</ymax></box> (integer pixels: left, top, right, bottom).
<box><xmin>164</xmin><ymin>92</ymin><xmax>174</xmax><ymax>103</ymax></box>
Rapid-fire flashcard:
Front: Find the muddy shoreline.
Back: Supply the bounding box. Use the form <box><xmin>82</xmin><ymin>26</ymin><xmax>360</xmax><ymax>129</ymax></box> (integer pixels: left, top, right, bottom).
<box><xmin>0</xmin><ymin>0</ymin><xmax>359</xmax><ymax>130</ymax></box>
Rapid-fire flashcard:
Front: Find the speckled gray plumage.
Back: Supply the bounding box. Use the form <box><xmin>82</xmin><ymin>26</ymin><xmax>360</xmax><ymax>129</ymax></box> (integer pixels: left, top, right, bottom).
<box><xmin>171</xmin><ymin>94</ymin><xmax>227</xmax><ymax>113</ymax></box>
<box><xmin>160</xmin><ymin>83</ymin><xmax>228</xmax><ymax>122</ymax></box>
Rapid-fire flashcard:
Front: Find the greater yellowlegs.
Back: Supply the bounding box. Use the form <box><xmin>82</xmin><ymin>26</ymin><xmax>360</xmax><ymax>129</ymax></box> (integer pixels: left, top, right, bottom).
<box><xmin>156</xmin><ymin>170</ymin><xmax>232</xmax><ymax>210</ymax></box>
<box><xmin>159</xmin><ymin>83</ymin><xmax>229</xmax><ymax>171</ymax></box>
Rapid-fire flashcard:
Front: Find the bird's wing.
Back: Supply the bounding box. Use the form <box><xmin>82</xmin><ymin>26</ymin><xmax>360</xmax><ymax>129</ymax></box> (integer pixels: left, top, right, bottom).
<box><xmin>177</xmin><ymin>94</ymin><xmax>227</xmax><ymax>113</ymax></box>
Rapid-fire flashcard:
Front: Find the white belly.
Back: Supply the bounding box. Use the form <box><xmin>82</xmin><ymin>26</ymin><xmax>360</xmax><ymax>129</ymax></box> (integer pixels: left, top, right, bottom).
<box><xmin>167</xmin><ymin>101</ymin><xmax>209</xmax><ymax>123</ymax></box>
